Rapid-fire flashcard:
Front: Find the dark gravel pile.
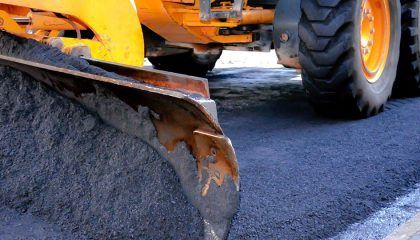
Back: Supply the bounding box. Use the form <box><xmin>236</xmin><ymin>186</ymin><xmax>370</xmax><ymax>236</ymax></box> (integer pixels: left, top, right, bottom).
<box><xmin>0</xmin><ymin>206</ymin><xmax>79</xmax><ymax>240</ymax></box>
<box><xmin>0</xmin><ymin>66</ymin><xmax>203</xmax><ymax>239</ymax></box>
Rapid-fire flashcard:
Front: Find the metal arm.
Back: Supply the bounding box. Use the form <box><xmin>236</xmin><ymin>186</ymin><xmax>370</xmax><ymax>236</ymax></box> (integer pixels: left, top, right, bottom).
<box><xmin>199</xmin><ymin>0</ymin><xmax>244</xmax><ymax>22</ymax></box>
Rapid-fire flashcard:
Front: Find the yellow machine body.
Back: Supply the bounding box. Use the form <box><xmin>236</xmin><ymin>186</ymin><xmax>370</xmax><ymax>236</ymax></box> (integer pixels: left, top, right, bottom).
<box><xmin>0</xmin><ymin>0</ymin><xmax>145</xmax><ymax>66</ymax></box>
<box><xmin>135</xmin><ymin>0</ymin><xmax>274</xmax><ymax>44</ymax></box>
<box><xmin>0</xmin><ymin>0</ymin><xmax>275</xmax><ymax>66</ymax></box>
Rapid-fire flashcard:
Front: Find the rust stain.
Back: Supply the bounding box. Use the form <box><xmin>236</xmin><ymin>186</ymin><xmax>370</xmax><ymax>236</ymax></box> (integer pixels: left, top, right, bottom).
<box><xmin>152</xmin><ymin>111</ymin><xmax>239</xmax><ymax>196</ymax></box>
<box><xmin>0</xmin><ymin>54</ymin><xmax>239</xmax><ymax>197</ymax></box>
<box><xmin>84</xmin><ymin>60</ymin><xmax>240</xmax><ymax>194</ymax></box>
<box><xmin>193</xmin><ymin>130</ymin><xmax>239</xmax><ymax>196</ymax></box>
<box><xmin>85</xmin><ymin>58</ymin><xmax>210</xmax><ymax>98</ymax></box>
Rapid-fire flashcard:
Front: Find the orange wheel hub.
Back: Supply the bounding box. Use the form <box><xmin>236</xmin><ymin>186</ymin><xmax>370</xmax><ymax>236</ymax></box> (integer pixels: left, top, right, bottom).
<box><xmin>360</xmin><ymin>0</ymin><xmax>391</xmax><ymax>83</ymax></box>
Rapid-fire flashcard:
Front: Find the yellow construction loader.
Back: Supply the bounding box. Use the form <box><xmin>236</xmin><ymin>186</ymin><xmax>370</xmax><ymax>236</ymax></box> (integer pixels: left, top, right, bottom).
<box><xmin>0</xmin><ymin>0</ymin><xmax>418</xmax><ymax>239</ymax></box>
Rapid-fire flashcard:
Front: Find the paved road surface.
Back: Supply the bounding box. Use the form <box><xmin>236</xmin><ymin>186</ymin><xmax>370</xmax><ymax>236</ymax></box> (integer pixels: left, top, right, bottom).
<box><xmin>208</xmin><ymin>68</ymin><xmax>420</xmax><ymax>239</ymax></box>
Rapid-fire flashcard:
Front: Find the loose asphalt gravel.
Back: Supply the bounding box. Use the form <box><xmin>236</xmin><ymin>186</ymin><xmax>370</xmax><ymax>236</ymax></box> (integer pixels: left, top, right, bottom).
<box><xmin>0</xmin><ymin>65</ymin><xmax>204</xmax><ymax>240</ymax></box>
<box><xmin>1</xmin><ymin>65</ymin><xmax>420</xmax><ymax>239</ymax></box>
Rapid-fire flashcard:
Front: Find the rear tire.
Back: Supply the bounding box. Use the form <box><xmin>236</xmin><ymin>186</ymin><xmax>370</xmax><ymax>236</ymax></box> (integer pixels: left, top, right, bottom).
<box><xmin>394</xmin><ymin>0</ymin><xmax>420</xmax><ymax>96</ymax></box>
<box><xmin>299</xmin><ymin>0</ymin><xmax>401</xmax><ymax>117</ymax></box>
<box><xmin>148</xmin><ymin>50</ymin><xmax>222</xmax><ymax>77</ymax></box>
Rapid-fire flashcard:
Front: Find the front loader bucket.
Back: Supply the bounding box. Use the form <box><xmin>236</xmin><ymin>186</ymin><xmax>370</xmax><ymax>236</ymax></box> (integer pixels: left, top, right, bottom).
<box><xmin>0</xmin><ymin>32</ymin><xmax>239</xmax><ymax>239</ymax></box>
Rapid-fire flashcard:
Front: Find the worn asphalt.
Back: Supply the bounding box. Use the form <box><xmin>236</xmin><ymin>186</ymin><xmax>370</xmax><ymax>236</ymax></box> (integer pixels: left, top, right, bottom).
<box><xmin>207</xmin><ymin>67</ymin><xmax>420</xmax><ymax>239</ymax></box>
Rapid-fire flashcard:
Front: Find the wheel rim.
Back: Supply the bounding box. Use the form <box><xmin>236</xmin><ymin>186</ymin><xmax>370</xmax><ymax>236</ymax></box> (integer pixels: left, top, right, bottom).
<box><xmin>360</xmin><ymin>0</ymin><xmax>391</xmax><ymax>83</ymax></box>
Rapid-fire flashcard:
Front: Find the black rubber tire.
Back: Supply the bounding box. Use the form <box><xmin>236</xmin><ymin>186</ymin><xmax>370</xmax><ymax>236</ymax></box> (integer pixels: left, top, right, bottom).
<box><xmin>394</xmin><ymin>0</ymin><xmax>420</xmax><ymax>96</ymax></box>
<box><xmin>299</xmin><ymin>0</ymin><xmax>401</xmax><ymax>118</ymax></box>
<box><xmin>148</xmin><ymin>51</ymin><xmax>222</xmax><ymax>77</ymax></box>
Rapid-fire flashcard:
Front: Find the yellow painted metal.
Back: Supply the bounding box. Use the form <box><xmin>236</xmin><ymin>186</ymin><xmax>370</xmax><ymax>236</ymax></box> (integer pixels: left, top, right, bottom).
<box><xmin>28</xmin><ymin>12</ymin><xmax>87</xmax><ymax>31</ymax></box>
<box><xmin>135</xmin><ymin>0</ymin><xmax>209</xmax><ymax>43</ymax></box>
<box><xmin>241</xmin><ymin>9</ymin><xmax>275</xmax><ymax>25</ymax></box>
<box><xmin>0</xmin><ymin>10</ymin><xmax>24</xmax><ymax>33</ymax></box>
<box><xmin>59</xmin><ymin>38</ymin><xmax>112</xmax><ymax>61</ymax></box>
<box><xmin>360</xmin><ymin>0</ymin><xmax>391</xmax><ymax>83</ymax></box>
<box><xmin>135</xmin><ymin>0</ymin><xmax>274</xmax><ymax>44</ymax></box>
<box><xmin>0</xmin><ymin>0</ymin><xmax>275</xmax><ymax>63</ymax></box>
<box><xmin>0</xmin><ymin>0</ymin><xmax>144</xmax><ymax>67</ymax></box>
